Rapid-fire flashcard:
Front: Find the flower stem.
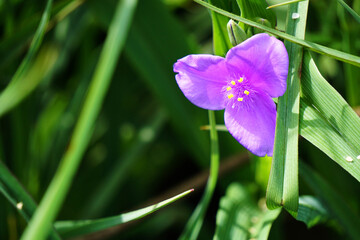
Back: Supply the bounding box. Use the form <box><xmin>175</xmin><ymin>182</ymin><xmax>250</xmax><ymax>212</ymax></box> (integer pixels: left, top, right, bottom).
<box><xmin>179</xmin><ymin>110</ymin><xmax>219</xmax><ymax>240</ymax></box>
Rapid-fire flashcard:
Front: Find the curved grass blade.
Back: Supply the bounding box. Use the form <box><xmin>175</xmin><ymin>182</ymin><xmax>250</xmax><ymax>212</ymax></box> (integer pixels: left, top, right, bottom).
<box><xmin>300</xmin><ymin>161</ymin><xmax>360</xmax><ymax>239</ymax></box>
<box><xmin>179</xmin><ymin>111</ymin><xmax>219</xmax><ymax>240</ymax></box>
<box><xmin>54</xmin><ymin>189</ymin><xmax>193</xmax><ymax>238</ymax></box>
<box><xmin>299</xmin><ymin>51</ymin><xmax>360</xmax><ymax>181</ymax></box>
<box><xmin>20</xmin><ymin>1</ymin><xmax>138</xmax><ymax>239</ymax></box>
<box><xmin>193</xmin><ymin>0</ymin><xmax>360</xmax><ymax>67</ymax></box>
<box><xmin>0</xmin><ymin>161</ymin><xmax>61</xmax><ymax>240</ymax></box>
<box><xmin>266</xmin><ymin>0</ymin><xmax>309</xmax><ymax>217</ymax></box>
<box><xmin>214</xmin><ymin>183</ymin><xmax>280</xmax><ymax>240</ymax></box>
<box><xmin>0</xmin><ymin>0</ymin><xmax>53</xmax><ymax>118</ymax></box>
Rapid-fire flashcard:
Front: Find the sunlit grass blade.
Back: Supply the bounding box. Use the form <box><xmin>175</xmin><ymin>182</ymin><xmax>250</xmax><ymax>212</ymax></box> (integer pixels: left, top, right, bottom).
<box><xmin>20</xmin><ymin>1</ymin><xmax>138</xmax><ymax>239</ymax></box>
<box><xmin>267</xmin><ymin>0</ymin><xmax>305</xmax><ymax>9</ymax></box>
<box><xmin>0</xmin><ymin>0</ymin><xmax>54</xmax><ymax>118</ymax></box>
<box><xmin>300</xmin><ymin>51</ymin><xmax>360</xmax><ymax>181</ymax></box>
<box><xmin>214</xmin><ymin>183</ymin><xmax>281</xmax><ymax>240</ymax></box>
<box><xmin>0</xmin><ymin>161</ymin><xmax>61</xmax><ymax>239</ymax></box>
<box><xmin>337</xmin><ymin>0</ymin><xmax>360</xmax><ymax>24</ymax></box>
<box><xmin>179</xmin><ymin>110</ymin><xmax>219</xmax><ymax>240</ymax></box>
<box><xmin>299</xmin><ymin>161</ymin><xmax>360</xmax><ymax>239</ymax></box>
<box><xmin>54</xmin><ymin>189</ymin><xmax>193</xmax><ymax>238</ymax></box>
<box><xmin>296</xmin><ymin>195</ymin><xmax>330</xmax><ymax>228</ymax></box>
<box><xmin>193</xmin><ymin>0</ymin><xmax>360</xmax><ymax>67</ymax></box>
<box><xmin>266</xmin><ymin>0</ymin><xmax>309</xmax><ymax>217</ymax></box>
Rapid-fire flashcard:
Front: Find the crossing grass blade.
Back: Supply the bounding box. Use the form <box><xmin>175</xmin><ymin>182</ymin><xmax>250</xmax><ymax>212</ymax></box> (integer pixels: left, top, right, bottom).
<box><xmin>337</xmin><ymin>0</ymin><xmax>360</xmax><ymax>24</ymax></box>
<box><xmin>299</xmin><ymin>51</ymin><xmax>360</xmax><ymax>181</ymax></box>
<box><xmin>54</xmin><ymin>189</ymin><xmax>193</xmax><ymax>239</ymax></box>
<box><xmin>0</xmin><ymin>161</ymin><xmax>61</xmax><ymax>240</ymax></box>
<box><xmin>0</xmin><ymin>0</ymin><xmax>54</xmax><ymax>118</ymax></box>
<box><xmin>19</xmin><ymin>1</ymin><xmax>138</xmax><ymax>239</ymax></box>
<box><xmin>266</xmin><ymin>0</ymin><xmax>309</xmax><ymax>217</ymax></box>
<box><xmin>193</xmin><ymin>0</ymin><xmax>360</xmax><ymax>67</ymax></box>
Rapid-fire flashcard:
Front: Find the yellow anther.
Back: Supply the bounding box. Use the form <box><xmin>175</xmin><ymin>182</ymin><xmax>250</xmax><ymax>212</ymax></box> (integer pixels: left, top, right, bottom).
<box><xmin>228</xmin><ymin>94</ymin><xmax>234</xmax><ymax>99</ymax></box>
<box><xmin>231</xmin><ymin>80</ymin><xmax>236</xmax><ymax>85</ymax></box>
<box><xmin>226</xmin><ymin>86</ymin><xmax>232</xmax><ymax>91</ymax></box>
<box><xmin>237</xmin><ymin>97</ymin><xmax>243</xmax><ymax>102</ymax></box>
<box><xmin>238</xmin><ymin>77</ymin><xmax>243</xmax><ymax>83</ymax></box>
<box><xmin>244</xmin><ymin>90</ymin><xmax>250</xmax><ymax>95</ymax></box>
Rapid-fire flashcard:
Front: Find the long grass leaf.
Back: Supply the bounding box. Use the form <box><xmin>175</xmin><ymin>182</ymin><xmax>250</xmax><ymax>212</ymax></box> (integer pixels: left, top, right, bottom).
<box><xmin>266</xmin><ymin>0</ymin><xmax>309</xmax><ymax>217</ymax></box>
<box><xmin>54</xmin><ymin>189</ymin><xmax>193</xmax><ymax>238</ymax></box>
<box><xmin>299</xmin><ymin>51</ymin><xmax>360</xmax><ymax>181</ymax></box>
<box><xmin>20</xmin><ymin>1</ymin><xmax>138</xmax><ymax>239</ymax></box>
<box><xmin>193</xmin><ymin>0</ymin><xmax>360</xmax><ymax>67</ymax></box>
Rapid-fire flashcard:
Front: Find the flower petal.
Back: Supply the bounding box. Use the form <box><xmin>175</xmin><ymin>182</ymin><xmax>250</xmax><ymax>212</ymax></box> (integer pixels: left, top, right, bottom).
<box><xmin>224</xmin><ymin>90</ymin><xmax>276</xmax><ymax>156</ymax></box>
<box><xmin>225</xmin><ymin>33</ymin><xmax>288</xmax><ymax>98</ymax></box>
<box><xmin>174</xmin><ymin>54</ymin><xmax>229</xmax><ymax>110</ymax></box>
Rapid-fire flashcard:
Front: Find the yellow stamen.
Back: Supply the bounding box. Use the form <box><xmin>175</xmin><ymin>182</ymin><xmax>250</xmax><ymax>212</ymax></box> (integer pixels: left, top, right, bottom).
<box><xmin>231</xmin><ymin>80</ymin><xmax>236</xmax><ymax>85</ymax></box>
<box><xmin>228</xmin><ymin>94</ymin><xmax>234</xmax><ymax>99</ymax></box>
<box><xmin>226</xmin><ymin>86</ymin><xmax>232</xmax><ymax>91</ymax></box>
<box><xmin>238</xmin><ymin>77</ymin><xmax>243</xmax><ymax>83</ymax></box>
<box><xmin>244</xmin><ymin>90</ymin><xmax>250</xmax><ymax>95</ymax></box>
<box><xmin>237</xmin><ymin>97</ymin><xmax>243</xmax><ymax>102</ymax></box>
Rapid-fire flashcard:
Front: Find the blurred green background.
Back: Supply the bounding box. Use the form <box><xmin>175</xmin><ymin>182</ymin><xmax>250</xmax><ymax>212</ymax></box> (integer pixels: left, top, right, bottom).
<box><xmin>0</xmin><ymin>0</ymin><xmax>359</xmax><ymax>239</ymax></box>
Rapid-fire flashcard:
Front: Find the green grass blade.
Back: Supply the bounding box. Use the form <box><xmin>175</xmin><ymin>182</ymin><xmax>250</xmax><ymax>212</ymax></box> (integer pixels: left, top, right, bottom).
<box><xmin>299</xmin><ymin>161</ymin><xmax>360</xmax><ymax>239</ymax></box>
<box><xmin>267</xmin><ymin>0</ymin><xmax>305</xmax><ymax>9</ymax></box>
<box><xmin>236</xmin><ymin>0</ymin><xmax>277</xmax><ymax>29</ymax></box>
<box><xmin>179</xmin><ymin>110</ymin><xmax>219</xmax><ymax>240</ymax></box>
<box><xmin>214</xmin><ymin>183</ymin><xmax>281</xmax><ymax>240</ymax></box>
<box><xmin>296</xmin><ymin>195</ymin><xmax>330</xmax><ymax>228</ymax></box>
<box><xmin>337</xmin><ymin>0</ymin><xmax>360</xmax><ymax>23</ymax></box>
<box><xmin>0</xmin><ymin>161</ymin><xmax>61</xmax><ymax>240</ymax></box>
<box><xmin>208</xmin><ymin>0</ymin><xmax>233</xmax><ymax>56</ymax></box>
<box><xmin>19</xmin><ymin>1</ymin><xmax>138</xmax><ymax>239</ymax></box>
<box><xmin>300</xmin><ymin>51</ymin><xmax>360</xmax><ymax>181</ymax></box>
<box><xmin>54</xmin><ymin>189</ymin><xmax>193</xmax><ymax>238</ymax></box>
<box><xmin>193</xmin><ymin>0</ymin><xmax>360</xmax><ymax>67</ymax></box>
<box><xmin>0</xmin><ymin>0</ymin><xmax>54</xmax><ymax>118</ymax></box>
<box><xmin>266</xmin><ymin>0</ymin><xmax>309</xmax><ymax>217</ymax></box>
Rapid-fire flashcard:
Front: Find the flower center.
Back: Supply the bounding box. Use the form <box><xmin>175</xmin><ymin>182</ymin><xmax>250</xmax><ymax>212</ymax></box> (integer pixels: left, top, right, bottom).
<box><xmin>224</xmin><ymin>76</ymin><xmax>251</xmax><ymax>108</ymax></box>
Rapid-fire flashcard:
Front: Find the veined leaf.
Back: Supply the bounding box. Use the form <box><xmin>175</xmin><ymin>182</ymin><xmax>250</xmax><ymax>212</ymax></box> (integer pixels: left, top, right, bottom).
<box><xmin>300</xmin><ymin>51</ymin><xmax>360</xmax><ymax>181</ymax></box>
<box><xmin>214</xmin><ymin>183</ymin><xmax>280</xmax><ymax>240</ymax></box>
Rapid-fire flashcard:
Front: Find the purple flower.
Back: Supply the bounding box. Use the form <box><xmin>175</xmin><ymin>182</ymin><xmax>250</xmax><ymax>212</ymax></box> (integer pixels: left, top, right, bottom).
<box><xmin>173</xmin><ymin>33</ymin><xmax>289</xmax><ymax>157</ymax></box>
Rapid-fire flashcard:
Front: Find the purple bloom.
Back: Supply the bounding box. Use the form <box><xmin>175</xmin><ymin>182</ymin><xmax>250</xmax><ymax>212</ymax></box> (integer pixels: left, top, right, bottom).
<box><xmin>173</xmin><ymin>33</ymin><xmax>289</xmax><ymax>157</ymax></box>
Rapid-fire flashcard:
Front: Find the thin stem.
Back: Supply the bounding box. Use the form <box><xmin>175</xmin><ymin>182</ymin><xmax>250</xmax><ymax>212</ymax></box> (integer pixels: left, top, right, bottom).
<box><xmin>179</xmin><ymin>110</ymin><xmax>219</xmax><ymax>240</ymax></box>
